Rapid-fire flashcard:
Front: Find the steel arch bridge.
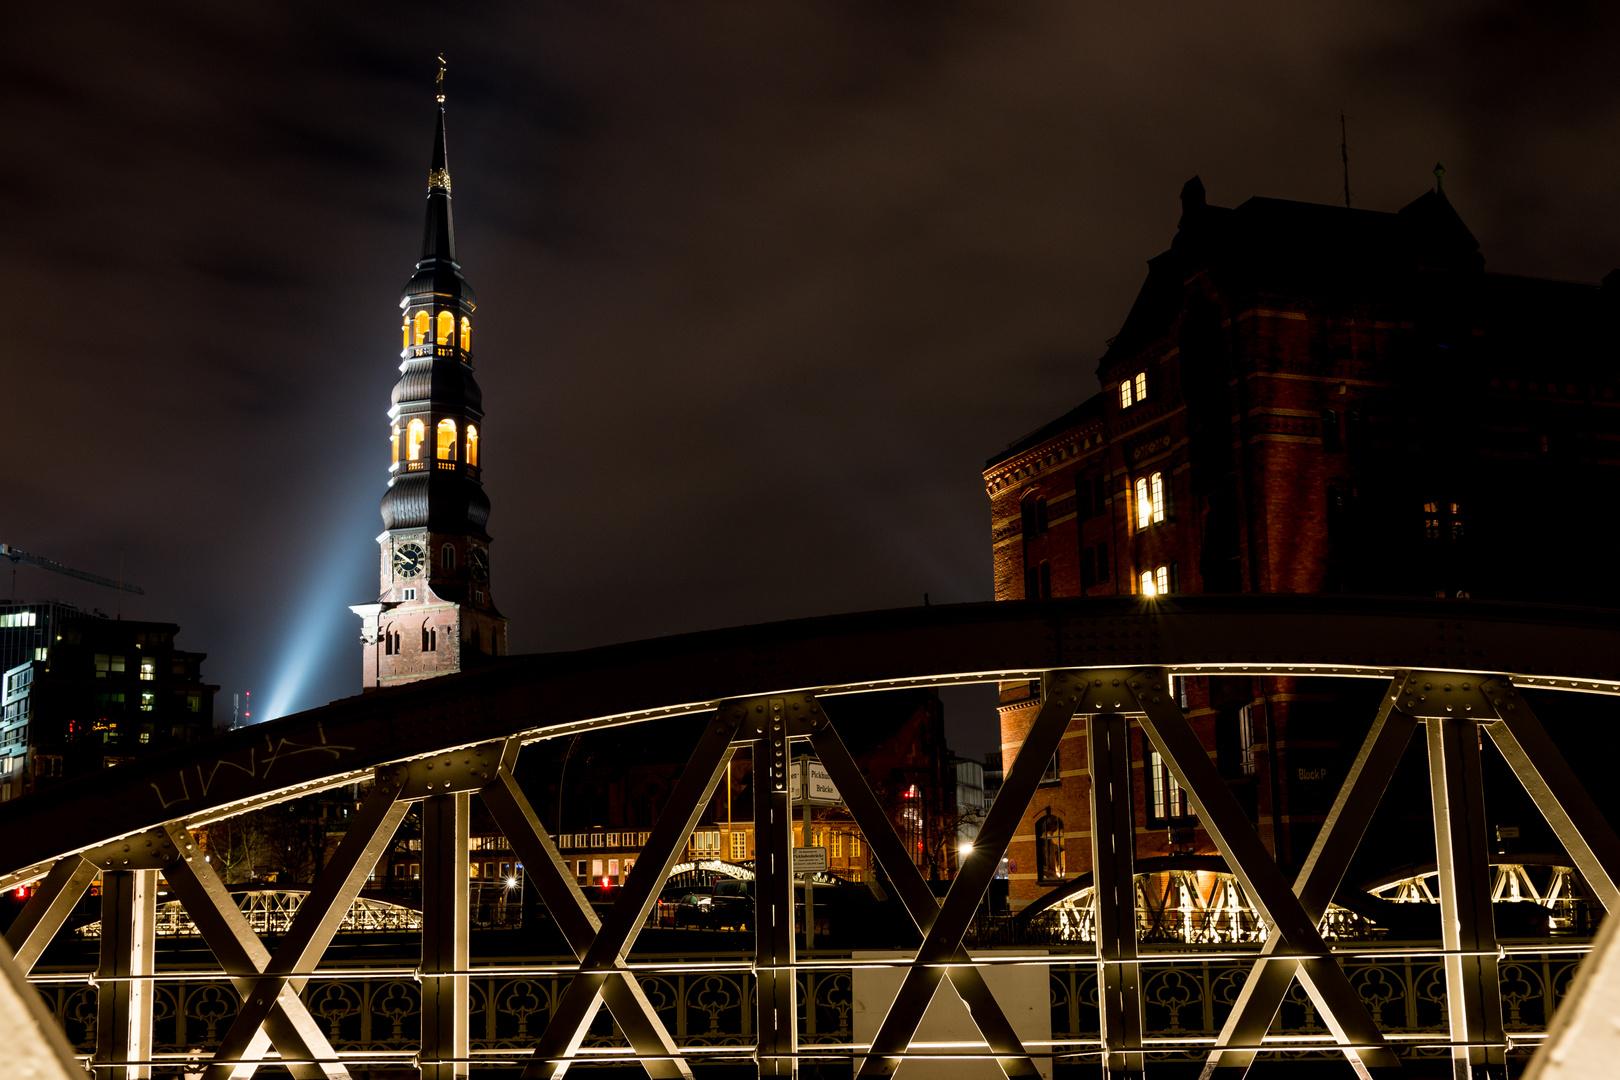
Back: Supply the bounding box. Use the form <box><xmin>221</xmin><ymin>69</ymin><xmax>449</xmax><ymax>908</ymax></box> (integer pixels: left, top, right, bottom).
<box><xmin>2</xmin><ymin>595</ymin><xmax>1619</xmax><ymax>1079</ymax></box>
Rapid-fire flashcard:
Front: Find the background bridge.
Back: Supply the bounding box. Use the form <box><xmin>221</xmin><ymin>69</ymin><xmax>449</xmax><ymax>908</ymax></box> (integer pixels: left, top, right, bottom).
<box><xmin>1</xmin><ymin>595</ymin><xmax>1618</xmax><ymax>1078</ymax></box>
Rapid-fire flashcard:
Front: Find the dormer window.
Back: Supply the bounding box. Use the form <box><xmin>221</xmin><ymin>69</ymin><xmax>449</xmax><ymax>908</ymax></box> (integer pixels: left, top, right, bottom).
<box><xmin>1120</xmin><ymin>370</ymin><xmax>1148</xmax><ymax>408</ymax></box>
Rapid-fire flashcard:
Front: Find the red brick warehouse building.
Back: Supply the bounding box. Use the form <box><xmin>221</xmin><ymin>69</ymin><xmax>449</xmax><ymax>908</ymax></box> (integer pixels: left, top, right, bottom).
<box><xmin>985</xmin><ymin>173</ymin><xmax>1620</xmax><ymax>909</ymax></box>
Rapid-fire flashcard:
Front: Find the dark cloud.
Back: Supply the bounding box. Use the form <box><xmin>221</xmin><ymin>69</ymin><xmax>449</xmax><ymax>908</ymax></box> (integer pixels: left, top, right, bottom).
<box><xmin>3</xmin><ymin>1</ymin><xmax>1615</xmax><ymax>758</ymax></box>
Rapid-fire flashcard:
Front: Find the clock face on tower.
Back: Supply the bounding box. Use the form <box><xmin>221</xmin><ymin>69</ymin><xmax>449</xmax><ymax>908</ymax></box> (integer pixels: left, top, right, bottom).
<box><xmin>393</xmin><ymin>542</ymin><xmax>426</xmax><ymax>579</ymax></box>
<box><xmin>469</xmin><ymin>548</ymin><xmax>489</xmax><ymax>583</ymax></box>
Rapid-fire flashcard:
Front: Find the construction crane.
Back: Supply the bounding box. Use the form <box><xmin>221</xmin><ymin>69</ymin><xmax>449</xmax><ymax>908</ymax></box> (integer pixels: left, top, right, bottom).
<box><xmin>1</xmin><ymin>543</ymin><xmax>144</xmax><ymax>595</ymax></box>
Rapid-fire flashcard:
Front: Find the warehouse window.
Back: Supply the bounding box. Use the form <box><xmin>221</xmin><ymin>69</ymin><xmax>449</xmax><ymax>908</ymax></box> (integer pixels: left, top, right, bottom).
<box><xmin>1036</xmin><ymin>814</ymin><xmax>1065</xmax><ymax>883</ymax></box>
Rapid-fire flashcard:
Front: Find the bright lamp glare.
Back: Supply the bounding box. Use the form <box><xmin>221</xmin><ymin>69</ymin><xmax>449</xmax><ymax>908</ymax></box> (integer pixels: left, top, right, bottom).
<box><xmin>958</xmin><ymin>842</ymin><xmax>974</xmax><ymax>856</ymax></box>
<box><xmin>505</xmin><ymin>876</ymin><xmax>518</xmax><ymax>889</ymax></box>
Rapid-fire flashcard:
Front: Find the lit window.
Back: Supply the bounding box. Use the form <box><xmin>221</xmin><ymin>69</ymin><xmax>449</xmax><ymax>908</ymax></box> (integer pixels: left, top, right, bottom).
<box><xmin>731</xmin><ymin>831</ymin><xmax>747</xmax><ymax>860</ymax></box>
<box><xmin>390</xmin><ymin>425</ymin><xmax>400</xmax><ymax>465</ymax></box>
<box><xmin>1141</xmin><ymin>570</ymin><xmax>1155</xmax><ymax>596</ymax></box>
<box><xmin>140</xmin><ymin>693</ymin><xmax>155</xmax><ymax>712</ymax></box>
<box><xmin>1156</xmin><ymin>564</ymin><xmax>1169</xmax><ymax>595</ymax></box>
<box><xmin>401</xmin><ymin>317</ymin><xmax>410</xmax><ymax>350</ymax></box>
<box><xmin>414</xmin><ymin>311</ymin><xmax>430</xmax><ymax>345</ymax></box>
<box><xmin>1237</xmin><ymin>704</ymin><xmax>1258</xmax><ymax>776</ymax></box>
<box><xmin>436</xmin><ymin>419</ymin><xmax>457</xmax><ymax>461</ymax></box>
<box><xmin>436</xmin><ymin>310</ymin><xmax>454</xmax><ymax>346</ymax></box>
<box><xmin>459</xmin><ymin>316</ymin><xmax>471</xmax><ymax>352</ymax></box>
<box><xmin>1150</xmin><ymin>749</ymin><xmax>1193</xmax><ymax>820</ymax></box>
<box><xmin>94</xmin><ymin>654</ymin><xmax>125</xmax><ymax>679</ymax></box>
<box><xmin>850</xmin><ymin>834</ymin><xmax>861</xmax><ymax>858</ymax></box>
<box><xmin>831</xmin><ymin>832</ymin><xmax>842</xmax><ymax>857</ymax></box>
<box><xmin>441</xmin><ymin>545</ymin><xmax>455</xmax><ymax>571</ymax></box>
<box><xmin>1134</xmin><ymin>477</ymin><xmax>1151</xmax><ymax>529</ymax></box>
<box><xmin>1120</xmin><ymin>379</ymin><xmax>1134</xmax><ymax>409</ymax></box>
<box><xmin>407</xmin><ymin>419</ymin><xmax>426</xmax><ymax>461</ymax></box>
<box><xmin>139</xmin><ymin>658</ymin><xmax>155</xmax><ymax>681</ymax></box>
<box><xmin>1036</xmin><ymin>814</ymin><xmax>1064</xmax><ymax>883</ymax></box>
<box><xmin>1149</xmin><ymin>471</ymin><xmax>1165</xmax><ymax>523</ymax></box>
<box><xmin>466</xmin><ymin>424</ymin><xmax>479</xmax><ymax>466</ymax></box>
<box><xmin>1423</xmin><ymin>500</ymin><xmax>1463</xmax><ymax>541</ymax></box>
<box><xmin>1135</xmin><ymin>370</ymin><xmax>1147</xmax><ymax>402</ymax></box>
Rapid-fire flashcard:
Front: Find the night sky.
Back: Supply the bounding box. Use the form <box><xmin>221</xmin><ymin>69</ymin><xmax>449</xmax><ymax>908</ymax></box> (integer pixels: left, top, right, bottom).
<box><xmin>5</xmin><ymin>3</ymin><xmax>1618</xmax><ymax>759</ymax></box>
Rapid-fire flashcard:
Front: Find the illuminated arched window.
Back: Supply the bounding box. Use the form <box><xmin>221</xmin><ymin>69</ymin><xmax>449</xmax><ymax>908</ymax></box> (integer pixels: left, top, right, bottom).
<box><xmin>407</xmin><ymin>419</ymin><xmax>426</xmax><ymax>461</ymax></box>
<box><xmin>401</xmin><ymin>318</ymin><xmax>410</xmax><ymax>351</ymax></box>
<box><xmin>436</xmin><ymin>419</ymin><xmax>457</xmax><ymax>461</ymax></box>
<box><xmin>390</xmin><ymin>425</ymin><xmax>400</xmax><ymax>465</ymax></box>
<box><xmin>1134</xmin><ymin>477</ymin><xmax>1151</xmax><ymax>529</ymax></box>
<box><xmin>459</xmin><ymin>316</ymin><xmax>471</xmax><ymax>352</ymax></box>
<box><xmin>436</xmin><ymin>311</ymin><xmax>454</xmax><ymax>346</ymax></box>
<box><xmin>414</xmin><ymin>311</ymin><xmax>430</xmax><ymax>346</ymax></box>
<box><xmin>466</xmin><ymin>424</ymin><xmax>479</xmax><ymax>466</ymax></box>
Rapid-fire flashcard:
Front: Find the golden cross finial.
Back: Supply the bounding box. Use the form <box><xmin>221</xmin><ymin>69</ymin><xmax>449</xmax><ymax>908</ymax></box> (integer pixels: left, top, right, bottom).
<box><xmin>436</xmin><ymin>54</ymin><xmax>447</xmax><ymax>104</ymax></box>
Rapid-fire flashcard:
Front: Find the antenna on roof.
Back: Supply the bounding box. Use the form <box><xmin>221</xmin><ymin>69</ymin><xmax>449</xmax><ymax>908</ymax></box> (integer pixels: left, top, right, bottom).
<box><xmin>1434</xmin><ymin>162</ymin><xmax>1445</xmax><ymax>193</ymax></box>
<box><xmin>1340</xmin><ymin>110</ymin><xmax>1351</xmax><ymax>208</ymax></box>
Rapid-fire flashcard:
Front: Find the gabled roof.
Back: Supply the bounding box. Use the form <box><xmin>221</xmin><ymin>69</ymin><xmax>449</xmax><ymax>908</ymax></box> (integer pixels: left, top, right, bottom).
<box><xmin>1102</xmin><ymin>178</ymin><xmax>1484</xmax><ymax>365</ymax></box>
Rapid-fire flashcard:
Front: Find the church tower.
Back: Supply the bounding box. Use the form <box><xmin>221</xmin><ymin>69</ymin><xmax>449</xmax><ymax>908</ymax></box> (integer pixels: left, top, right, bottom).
<box><xmin>352</xmin><ymin>71</ymin><xmax>508</xmax><ymax>689</ymax></box>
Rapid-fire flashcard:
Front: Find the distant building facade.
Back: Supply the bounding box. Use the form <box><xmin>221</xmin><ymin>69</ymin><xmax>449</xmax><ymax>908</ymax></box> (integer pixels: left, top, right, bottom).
<box><xmin>2</xmin><ymin>617</ymin><xmax>217</xmax><ymax>800</ymax></box>
<box><xmin>986</xmin><ymin>176</ymin><xmax>1620</xmax><ymax>908</ymax></box>
<box><xmin>0</xmin><ymin>601</ymin><xmax>95</xmax><ymax>672</ymax></box>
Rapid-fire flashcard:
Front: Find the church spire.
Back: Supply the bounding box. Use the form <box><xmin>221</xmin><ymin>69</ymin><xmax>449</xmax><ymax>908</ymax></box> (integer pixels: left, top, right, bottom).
<box><xmin>355</xmin><ymin>56</ymin><xmax>506</xmax><ymax>691</ymax></box>
<box><xmin>422</xmin><ymin>59</ymin><xmax>455</xmax><ymax>263</ymax></box>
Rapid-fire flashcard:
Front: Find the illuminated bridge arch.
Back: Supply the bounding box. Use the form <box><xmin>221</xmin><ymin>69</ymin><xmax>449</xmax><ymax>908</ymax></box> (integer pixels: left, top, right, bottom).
<box><xmin>0</xmin><ymin>595</ymin><xmax>1617</xmax><ymax>1078</ymax></box>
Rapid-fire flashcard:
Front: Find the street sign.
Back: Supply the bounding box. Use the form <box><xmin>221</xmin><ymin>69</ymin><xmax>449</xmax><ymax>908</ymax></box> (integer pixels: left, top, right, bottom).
<box><xmin>790</xmin><ymin>759</ymin><xmax>841</xmax><ymax>805</ymax></box>
<box><xmin>792</xmin><ymin>846</ymin><xmax>828</xmax><ymax>874</ymax></box>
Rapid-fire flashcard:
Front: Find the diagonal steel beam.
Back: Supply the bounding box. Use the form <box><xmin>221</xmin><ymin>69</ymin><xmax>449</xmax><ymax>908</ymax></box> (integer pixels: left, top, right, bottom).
<box><xmin>850</xmin><ymin>671</ymin><xmax>1082</xmax><ymax>1077</ymax></box>
<box><xmin>1200</xmin><ymin>676</ymin><xmax>1415</xmax><ymax>1080</ymax></box>
<box><xmin>202</xmin><ymin>767</ymin><xmax>409</xmax><ymax>1080</ymax></box>
<box><xmin>1481</xmin><ymin>680</ymin><xmax>1620</xmax><ymax>912</ymax></box>
<box><xmin>1088</xmin><ymin>711</ymin><xmax>1144</xmax><ymax>1079</ymax></box>
<box><xmin>522</xmin><ymin>709</ymin><xmax>740</xmax><ymax>1079</ymax></box>
<box><xmin>0</xmin><ymin>930</ymin><xmax>84</xmax><ymax>1080</ymax></box>
<box><xmin>480</xmin><ymin>743</ymin><xmax>693</xmax><ymax>1080</ymax></box>
<box><xmin>811</xmin><ymin>706</ymin><xmax>1040</xmax><ymax>1078</ymax></box>
<box><xmin>4</xmin><ymin>855</ymin><xmax>98</xmax><ymax>975</ymax></box>
<box><xmin>1124</xmin><ymin>669</ymin><xmax>1404</xmax><ymax>1080</ymax></box>
<box><xmin>159</xmin><ymin>825</ymin><xmax>349</xmax><ymax>1080</ymax></box>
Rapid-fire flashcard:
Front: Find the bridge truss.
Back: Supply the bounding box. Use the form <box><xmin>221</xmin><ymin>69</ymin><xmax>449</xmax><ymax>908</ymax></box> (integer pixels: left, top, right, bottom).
<box><xmin>1</xmin><ymin>595</ymin><xmax>1618</xmax><ymax>1079</ymax></box>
